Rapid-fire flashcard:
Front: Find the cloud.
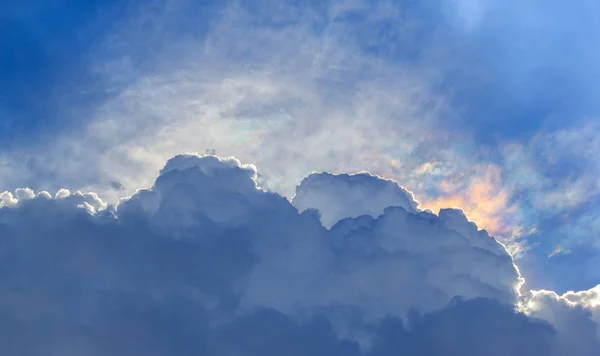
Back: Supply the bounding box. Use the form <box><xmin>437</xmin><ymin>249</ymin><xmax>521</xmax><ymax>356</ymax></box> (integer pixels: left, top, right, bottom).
<box><xmin>211</xmin><ymin>298</ymin><xmax>555</xmax><ymax>356</ymax></box>
<box><xmin>118</xmin><ymin>154</ymin><xmax>520</xmax><ymax>319</ymax></box>
<box><xmin>520</xmin><ymin>287</ymin><xmax>600</xmax><ymax>356</ymax></box>
<box><xmin>4</xmin><ymin>5</ymin><xmax>600</xmax><ymax>354</ymax></box>
<box><xmin>292</xmin><ymin>171</ymin><xmax>419</xmax><ymax>228</ymax></box>
<box><xmin>416</xmin><ymin>164</ymin><xmax>523</xmax><ymax>244</ymax></box>
<box><xmin>0</xmin><ymin>153</ymin><xmax>599</xmax><ymax>354</ymax></box>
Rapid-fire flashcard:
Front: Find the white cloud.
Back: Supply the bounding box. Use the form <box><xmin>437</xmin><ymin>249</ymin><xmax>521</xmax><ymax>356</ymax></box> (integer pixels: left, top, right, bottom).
<box><xmin>292</xmin><ymin>171</ymin><xmax>419</xmax><ymax>228</ymax></box>
<box><xmin>0</xmin><ymin>191</ymin><xmax>17</xmax><ymax>207</ymax></box>
<box><xmin>520</xmin><ymin>287</ymin><xmax>600</xmax><ymax>356</ymax></box>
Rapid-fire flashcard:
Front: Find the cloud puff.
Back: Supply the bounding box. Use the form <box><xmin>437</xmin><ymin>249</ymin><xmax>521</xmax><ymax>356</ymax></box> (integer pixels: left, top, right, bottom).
<box><xmin>0</xmin><ymin>153</ymin><xmax>597</xmax><ymax>354</ymax></box>
<box><xmin>292</xmin><ymin>171</ymin><xmax>419</xmax><ymax>228</ymax></box>
<box><xmin>520</xmin><ymin>287</ymin><xmax>600</xmax><ymax>356</ymax></box>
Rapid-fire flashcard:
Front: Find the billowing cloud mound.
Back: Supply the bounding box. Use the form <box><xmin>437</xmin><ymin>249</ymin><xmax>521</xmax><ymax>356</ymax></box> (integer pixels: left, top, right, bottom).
<box><xmin>0</xmin><ymin>153</ymin><xmax>598</xmax><ymax>355</ymax></box>
<box><xmin>122</xmin><ymin>155</ymin><xmax>520</xmax><ymax>318</ymax></box>
<box><xmin>293</xmin><ymin>172</ymin><xmax>419</xmax><ymax>228</ymax></box>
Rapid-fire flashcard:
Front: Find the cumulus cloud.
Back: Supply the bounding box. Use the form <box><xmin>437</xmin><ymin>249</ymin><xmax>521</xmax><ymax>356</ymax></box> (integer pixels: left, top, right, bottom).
<box><xmin>0</xmin><ymin>153</ymin><xmax>598</xmax><ymax>355</ymax></box>
<box><xmin>520</xmin><ymin>287</ymin><xmax>600</xmax><ymax>356</ymax></box>
<box><xmin>120</xmin><ymin>154</ymin><xmax>520</xmax><ymax>319</ymax></box>
<box><xmin>292</xmin><ymin>171</ymin><xmax>419</xmax><ymax>228</ymax></box>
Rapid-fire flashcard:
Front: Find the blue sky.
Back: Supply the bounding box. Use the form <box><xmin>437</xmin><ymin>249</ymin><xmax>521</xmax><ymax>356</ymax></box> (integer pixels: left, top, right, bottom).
<box><xmin>2</xmin><ymin>1</ymin><xmax>600</xmax><ymax>353</ymax></box>
<box><xmin>1</xmin><ymin>1</ymin><xmax>119</xmax><ymax>140</ymax></box>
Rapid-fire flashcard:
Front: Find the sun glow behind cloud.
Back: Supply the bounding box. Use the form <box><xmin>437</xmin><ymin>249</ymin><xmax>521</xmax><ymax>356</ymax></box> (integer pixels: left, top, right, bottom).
<box><xmin>415</xmin><ymin>165</ymin><xmax>525</xmax><ymax>247</ymax></box>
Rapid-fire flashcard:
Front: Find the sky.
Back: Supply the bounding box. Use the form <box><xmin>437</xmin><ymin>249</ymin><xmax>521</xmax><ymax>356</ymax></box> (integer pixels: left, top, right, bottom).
<box><xmin>2</xmin><ymin>0</ymin><xmax>600</xmax><ymax>354</ymax></box>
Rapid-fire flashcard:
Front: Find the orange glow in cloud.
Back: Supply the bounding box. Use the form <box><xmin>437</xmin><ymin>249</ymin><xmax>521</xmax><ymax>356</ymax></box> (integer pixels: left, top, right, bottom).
<box><xmin>330</xmin><ymin>150</ymin><xmax>524</xmax><ymax>246</ymax></box>
<box><xmin>417</xmin><ymin>165</ymin><xmax>521</xmax><ymax>239</ymax></box>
